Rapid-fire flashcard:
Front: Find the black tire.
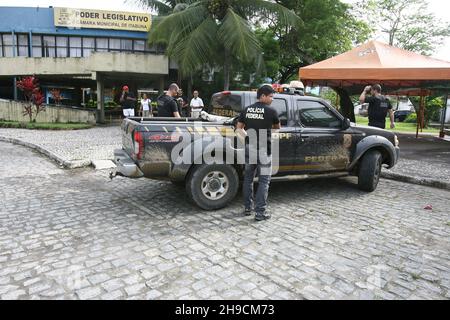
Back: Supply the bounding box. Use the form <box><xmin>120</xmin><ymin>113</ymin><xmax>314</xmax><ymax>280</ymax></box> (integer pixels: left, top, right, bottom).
<box><xmin>186</xmin><ymin>164</ymin><xmax>239</xmax><ymax>210</ymax></box>
<box><xmin>358</xmin><ymin>150</ymin><xmax>382</xmax><ymax>192</ymax></box>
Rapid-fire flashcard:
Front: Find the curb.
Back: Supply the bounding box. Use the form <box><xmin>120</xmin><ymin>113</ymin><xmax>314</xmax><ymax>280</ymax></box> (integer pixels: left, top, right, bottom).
<box><xmin>381</xmin><ymin>171</ymin><xmax>450</xmax><ymax>191</ymax></box>
<box><xmin>0</xmin><ymin>136</ymin><xmax>91</xmax><ymax>169</ymax></box>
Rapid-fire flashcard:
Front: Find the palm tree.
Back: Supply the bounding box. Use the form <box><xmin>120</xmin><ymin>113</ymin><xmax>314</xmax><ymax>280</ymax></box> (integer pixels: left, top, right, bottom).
<box><xmin>129</xmin><ymin>0</ymin><xmax>180</xmax><ymax>15</ymax></box>
<box><xmin>135</xmin><ymin>0</ymin><xmax>302</xmax><ymax>90</ymax></box>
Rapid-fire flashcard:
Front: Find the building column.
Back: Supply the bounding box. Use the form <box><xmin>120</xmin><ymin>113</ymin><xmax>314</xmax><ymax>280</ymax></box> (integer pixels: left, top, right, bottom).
<box><xmin>159</xmin><ymin>76</ymin><xmax>165</xmax><ymax>95</ymax></box>
<box><xmin>96</xmin><ymin>73</ymin><xmax>105</xmax><ymax>124</ymax></box>
<box><xmin>13</xmin><ymin>77</ymin><xmax>18</xmax><ymax>101</ymax></box>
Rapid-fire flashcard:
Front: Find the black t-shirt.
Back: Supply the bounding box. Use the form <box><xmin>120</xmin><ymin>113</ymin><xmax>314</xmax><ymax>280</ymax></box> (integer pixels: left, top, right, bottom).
<box><xmin>157</xmin><ymin>95</ymin><xmax>178</xmax><ymax>117</ymax></box>
<box><xmin>365</xmin><ymin>95</ymin><xmax>392</xmax><ymax>129</ymax></box>
<box><xmin>238</xmin><ymin>102</ymin><xmax>280</xmax><ymax>154</ymax></box>
<box><xmin>121</xmin><ymin>92</ymin><xmax>136</xmax><ymax>109</ymax></box>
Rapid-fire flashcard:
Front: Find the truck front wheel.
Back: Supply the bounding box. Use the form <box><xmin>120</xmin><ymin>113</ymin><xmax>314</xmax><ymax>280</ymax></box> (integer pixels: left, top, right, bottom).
<box><xmin>358</xmin><ymin>150</ymin><xmax>382</xmax><ymax>192</ymax></box>
<box><xmin>186</xmin><ymin>164</ymin><xmax>239</xmax><ymax>210</ymax></box>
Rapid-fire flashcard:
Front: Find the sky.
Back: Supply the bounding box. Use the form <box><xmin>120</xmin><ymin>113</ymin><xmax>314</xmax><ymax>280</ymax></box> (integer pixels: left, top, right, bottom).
<box><xmin>0</xmin><ymin>0</ymin><xmax>449</xmax><ymax>60</ymax></box>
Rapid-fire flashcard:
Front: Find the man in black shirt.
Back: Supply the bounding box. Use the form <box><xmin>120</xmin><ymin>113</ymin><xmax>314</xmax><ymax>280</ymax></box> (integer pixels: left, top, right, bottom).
<box><xmin>236</xmin><ymin>85</ymin><xmax>281</xmax><ymax>221</ymax></box>
<box><xmin>359</xmin><ymin>84</ymin><xmax>395</xmax><ymax>129</ymax></box>
<box><xmin>157</xmin><ymin>83</ymin><xmax>181</xmax><ymax>118</ymax></box>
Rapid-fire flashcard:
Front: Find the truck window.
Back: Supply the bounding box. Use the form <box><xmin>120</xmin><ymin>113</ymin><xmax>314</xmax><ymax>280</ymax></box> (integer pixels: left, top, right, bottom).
<box><xmin>249</xmin><ymin>96</ymin><xmax>288</xmax><ymax>126</ymax></box>
<box><xmin>271</xmin><ymin>98</ymin><xmax>288</xmax><ymax>126</ymax></box>
<box><xmin>210</xmin><ymin>94</ymin><xmax>242</xmax><ymax>117</ymax></box>
<box><xmin>297</xmin><ymin>100</ymin><xmax>341</xmax><ymax>128</ymax></box>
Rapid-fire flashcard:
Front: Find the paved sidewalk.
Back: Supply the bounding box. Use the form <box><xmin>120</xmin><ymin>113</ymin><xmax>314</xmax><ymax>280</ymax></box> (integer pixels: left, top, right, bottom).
<box><xmin>381</xmin><ymin>134</ymin><xmax>450</xmax><ymax>190</ymax></box>
<box><xmin>0</xmin><ymin>126</ymin><xmax>121</xmax><ymax>168</ymax></box>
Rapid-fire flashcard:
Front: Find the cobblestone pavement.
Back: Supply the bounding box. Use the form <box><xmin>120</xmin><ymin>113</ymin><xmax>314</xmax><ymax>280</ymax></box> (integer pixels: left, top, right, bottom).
<box><xmin>1</xmin><ymin>141</ymin><xmax>449</xmax><ymax>300</ymax></box>
<box><xmin>0</xmin><ymin>126</ymin><xmax>121</xmax><ymax>163</ymax></box>
<box><xmin>387</xmin><ymin>134</ymin><xmax>450</xmax><ymax>182</ymax></box>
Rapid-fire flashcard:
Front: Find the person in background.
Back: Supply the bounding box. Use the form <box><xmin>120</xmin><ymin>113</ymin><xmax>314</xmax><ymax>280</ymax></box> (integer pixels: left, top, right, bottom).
<box><xmin>120</xmin><ymin>85</ymin><xmax>137</xmax><ymax>118</ymax></box>
<box><xmin>190</xmin><ymin>90</ymin><xmax>204</xmax><ymax>118</ymax></box>
<box><xmin>359</xmin><ymin>84</ymin><xmax>395</xmax><ymax>129</ymax></box>
<box><xmin>177</xmin><ymin>89</ymin><xmax>190</xmax><ymax>117</ymax></box>
<box><xmin>157</xmin><ymin>83</ymin><xmax>181</xmax><ymax>118</ymax></box>
<box><xmin>140</xmin><ymin>93</ymin><xmax>152</xmax><ymax>118</ymax></box>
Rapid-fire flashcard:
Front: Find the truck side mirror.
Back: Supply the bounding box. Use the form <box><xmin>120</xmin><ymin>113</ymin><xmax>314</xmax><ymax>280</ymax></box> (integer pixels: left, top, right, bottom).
<box><xmin>342</xmin><ymin>118</ymin><xmax>351</xmax><ymax>130</ymax></box>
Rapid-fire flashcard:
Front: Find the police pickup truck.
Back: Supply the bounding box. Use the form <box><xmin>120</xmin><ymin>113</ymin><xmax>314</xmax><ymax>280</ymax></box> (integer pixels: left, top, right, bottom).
<box><xmin>112</xmin><ymin>91</ymin><xmax>400</xmax><ymax>210</ymax></box>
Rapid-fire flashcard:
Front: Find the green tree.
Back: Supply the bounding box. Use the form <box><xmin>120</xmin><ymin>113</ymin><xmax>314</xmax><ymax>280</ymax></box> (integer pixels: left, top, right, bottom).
<box><xmin>355</xmin><ymin>0</ymin><xmax>450</xmax><ymax>55</ymax></box>
<box><xmin>266</xmin><ymin>0</ymin><xmax>371</xmax><ymax>83</ymax></box>
<box><xmin>139</xmin><ymin>0</ymin><xmax>302</xmax><ymax>90</ymax></box>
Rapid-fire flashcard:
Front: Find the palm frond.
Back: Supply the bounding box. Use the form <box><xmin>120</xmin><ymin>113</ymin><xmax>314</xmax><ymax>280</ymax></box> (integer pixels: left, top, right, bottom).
<box><xmin>234</xmin><ymin>0</ymin><xmax>303</xmax><ymax>29</ymax></box>
<box><xmin>129</xmin><ymin>0</ymin><xmax>174</xmax><ymax>14</ymax></box>
<box><xmin>169</xmin><ymin>17</ymin><xmax>220</xmax><ymax>76</ymax></box>
<box><xmin>148</xmin><ymin>4</ymin><xmax>208</xmax><ymax>45</ymax></box>
<box><xmin>218</xmin><ymin>8</ymin><xmax>262</xmax><ymax>62</ymax></box>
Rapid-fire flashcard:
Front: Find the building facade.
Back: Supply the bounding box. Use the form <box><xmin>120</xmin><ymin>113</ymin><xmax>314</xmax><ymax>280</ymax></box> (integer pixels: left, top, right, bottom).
<box><xmin>0</xmin><ymin>6</ymin><xmax>174</xmax><ymax>122</ymax></box>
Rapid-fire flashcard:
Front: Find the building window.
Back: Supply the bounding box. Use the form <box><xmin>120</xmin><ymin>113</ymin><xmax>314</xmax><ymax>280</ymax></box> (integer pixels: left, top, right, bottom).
<box><xmin>32</xmin><ymin>35</ymin><xmax>43</xmax><ymax>57</ymax></box>
<box><xmin>69</xmin><ymin>37</ymin><xmax>82</xmax><ymax>57</ymax></box>
<box><xmin>96</xmin><ymin>38</ymin><xmax>108</xmax><ymax>52</ymax></box>
<box><xmin>134</xmin><ymin>40</ymin><xmax>145</xmax><ymax>52</ymax></box>
<box><xmin>121</xmin><ymin>39</ymin><xmax>133</xmax><ymax>51</ymax></box>
<box><xmin>43</xmin><ymin>35</ymin><xmax>56</xmax><ymax>57</ymax></box>
<box><xmin>56</xmin><ymin>36</ymin><xmax>68</xmax><ymax>57</ymax></box>
<box><xmin>109</xmin><ymin>38</ymin><xmax>121</xmax><ymax>51</ymax></box>
<box><xmin>17</xmin><ymin>34</ymin><xmax>29</xmax><ymax>57</ymax></box>
<box><xmin>109</xmin><ymin>38</ymin><xmax>133</xmax><ymax>52</ymax></box>
<box><xmin>83</xmin><ymin>37</ymin><xmax>95</xmax><ymax>57</ymax></box>
<box><xmin>2</xmin><ymin>34</ymin><xmax>14</xmax><ymax>57</ymax></box>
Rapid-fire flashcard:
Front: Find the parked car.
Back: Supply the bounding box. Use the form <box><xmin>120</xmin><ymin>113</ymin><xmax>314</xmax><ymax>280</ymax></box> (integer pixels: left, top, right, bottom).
<box><xmin>394</xmin><ymin>110</ymin><xmax>414</xmax><ymax>122</ymax></box>
<box><xmin>112</xmin><ymin>91</ymin><xmax>400</xmax><ymax>210</ymax></box>
<box><xmin>354</xmin><ymin>103</ymin><xmax>369</xmax><ymax>117</ymax></box>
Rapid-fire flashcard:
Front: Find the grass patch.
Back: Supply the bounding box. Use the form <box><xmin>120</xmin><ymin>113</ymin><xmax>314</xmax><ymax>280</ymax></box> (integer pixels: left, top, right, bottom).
<box><xmin>411</xmin><ymin>273</ymin><xmax>421</xmax><ymax>280</ymax></box>
<box><xmin>0</xmin><ymin>121</ymin><xmax>93</xmax><ymax>130</ymax></box>
<box><xmin>354</xmin><ymin>116</ymin><xmax>440</xmax><ymax>134</ymax></box>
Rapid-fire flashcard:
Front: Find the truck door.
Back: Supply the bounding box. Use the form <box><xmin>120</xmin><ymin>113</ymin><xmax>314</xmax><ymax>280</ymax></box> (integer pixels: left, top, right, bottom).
<box><xmin>294</xmin><ymin>100</ymin><xmax>353</xmax><ymax>173</ymax></box>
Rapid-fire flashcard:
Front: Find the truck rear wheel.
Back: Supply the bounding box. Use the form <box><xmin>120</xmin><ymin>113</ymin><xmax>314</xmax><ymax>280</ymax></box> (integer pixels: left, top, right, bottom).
<box><xmin>186</xmin><ymin>164</ymin><xmax>239</xmax><ymax>210</ymax></box>
<box><xmin>358</xmin><ymin>150</ymin><xmax>382</xmax><ymax>192</ymax></box>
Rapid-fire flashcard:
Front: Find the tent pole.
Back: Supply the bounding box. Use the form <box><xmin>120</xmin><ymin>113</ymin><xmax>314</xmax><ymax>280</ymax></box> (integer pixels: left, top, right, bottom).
<box><xmin>416</xmin><ymin>104</ymin><xmax>420</xmax><ymax>139</ymax></box>
<box><xmin>416</xmin><ymin>96</ymin><xmax>420</xmax><ymax>138</ymax></box>
<box><xmin>439</xmin><ymin>92</ymin><xmax>449</xmax><ymax>138</ymax></box>
<box><xmin>421</xmin><ymin>95</ymin><xmax>425</xmax><ymax>132</ymax></box>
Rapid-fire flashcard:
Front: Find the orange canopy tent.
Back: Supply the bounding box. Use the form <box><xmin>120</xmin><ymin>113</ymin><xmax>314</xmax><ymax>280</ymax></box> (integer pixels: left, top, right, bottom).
<box><xmin>299</xmin><ymin>40</ymin><xmax>450</xmax><ymax>137</ymax></box>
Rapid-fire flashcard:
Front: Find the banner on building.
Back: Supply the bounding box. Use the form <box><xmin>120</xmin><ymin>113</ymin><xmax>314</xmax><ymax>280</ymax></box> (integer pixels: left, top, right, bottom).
<box><xmin>54</xmin><ymin>7</ymin><xmax>151</xmax><ymax>32</ymax></box>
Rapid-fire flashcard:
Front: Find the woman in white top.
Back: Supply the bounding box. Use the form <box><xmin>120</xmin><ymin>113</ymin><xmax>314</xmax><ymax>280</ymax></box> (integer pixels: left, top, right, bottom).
<box><xmin>140</xmin><ymin>93</ymin><xmax>152</xmax><ymax>118</ymax></box>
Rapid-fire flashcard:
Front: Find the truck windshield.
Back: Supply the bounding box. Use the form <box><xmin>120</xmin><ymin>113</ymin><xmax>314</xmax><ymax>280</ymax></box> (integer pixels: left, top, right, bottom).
<box><xmin>209</xmin><ymin>93</ymin><xmax>242</xmax><ymax>117</ymax></box>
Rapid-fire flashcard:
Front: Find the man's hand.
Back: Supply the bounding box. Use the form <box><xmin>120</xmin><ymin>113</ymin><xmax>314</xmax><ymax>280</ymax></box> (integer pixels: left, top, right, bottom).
<box><xmin>360</xmin><ymin>86</ymin><xmax>371</xmax><ymax>105</ymax></box>
<box><xmin>390</xmin><ymin>122</ymin><xmax>395</xmax><ymax>129</ymax></box>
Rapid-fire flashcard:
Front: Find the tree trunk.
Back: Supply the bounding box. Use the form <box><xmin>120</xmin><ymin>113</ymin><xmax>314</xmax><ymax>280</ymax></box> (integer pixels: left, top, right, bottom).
<box><xmin>334</xmin><ymin>87</ymin><xmax>356</xmax><ymax>122</ymax></box>
<box><xmin>223</xmin><ymin>50</ymin><xmax>230</xmax><ymax>91</ymax></box>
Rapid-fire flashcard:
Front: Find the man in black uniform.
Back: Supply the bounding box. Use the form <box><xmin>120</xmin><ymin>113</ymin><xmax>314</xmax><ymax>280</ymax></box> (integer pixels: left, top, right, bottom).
<box><xmin>236</xmin><ymin>85</ymin><xmax>281</xmax><ymax>221</ymax></box>
<box><xmin>157</xmin><ymin>83</ymin><xmax>181</xmax><ymax>118</ymax></box>
<box><xmin>359</xmin><ymin>84</ymin><xmax>395</xmax><ymax>129</ymax></box>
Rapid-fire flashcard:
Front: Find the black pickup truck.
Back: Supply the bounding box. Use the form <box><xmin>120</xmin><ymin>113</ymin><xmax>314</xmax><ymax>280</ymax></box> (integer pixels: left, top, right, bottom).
<box><xmin>112</xmin><ymin>91</ymin><xmax>400</xmax><ymax>210</ymax></box>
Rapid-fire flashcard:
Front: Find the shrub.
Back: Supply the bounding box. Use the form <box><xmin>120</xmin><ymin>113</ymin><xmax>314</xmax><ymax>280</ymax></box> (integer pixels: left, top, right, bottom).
<box><xmin>17</xmin><ymin>76</ymin><xmax>45</xmax><ymax>122</ymax></box>
<box><xmin>405</xmin><ymin>113</ymin><xmax>417</xmax><ymax>123</ymax></box>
